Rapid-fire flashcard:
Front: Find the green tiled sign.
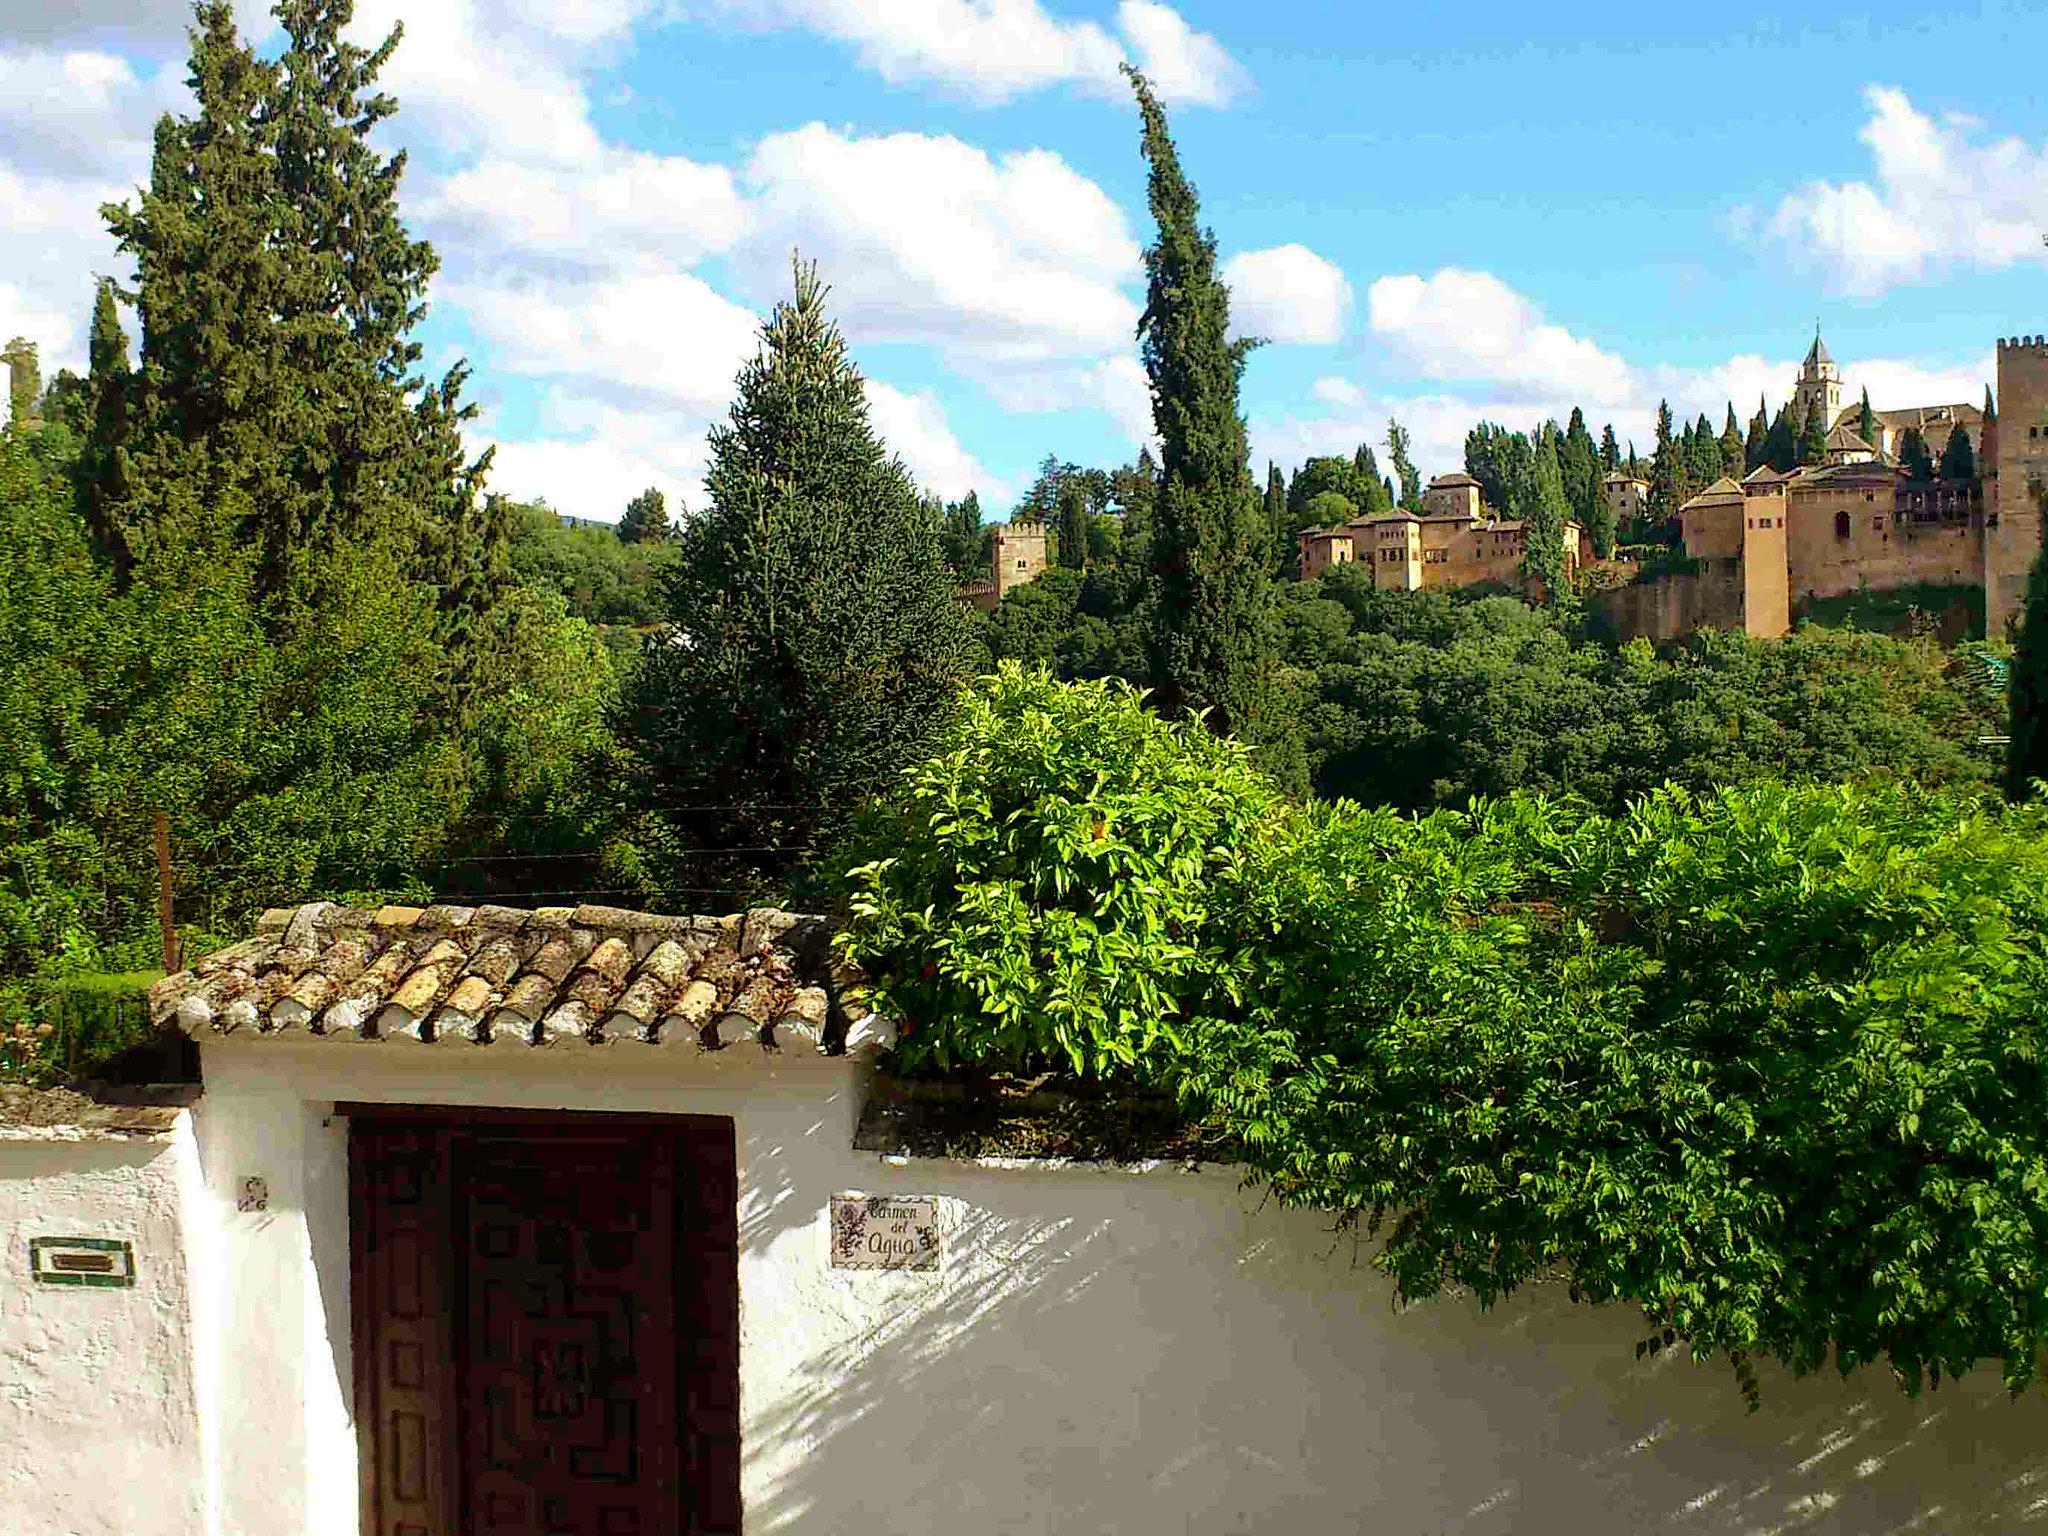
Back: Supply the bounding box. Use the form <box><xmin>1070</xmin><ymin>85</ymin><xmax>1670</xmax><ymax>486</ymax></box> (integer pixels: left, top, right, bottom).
<box><xmin>28</xmin><ymin>1237</ymin><xmax>135</xmax><ymax>1289</ymax></box>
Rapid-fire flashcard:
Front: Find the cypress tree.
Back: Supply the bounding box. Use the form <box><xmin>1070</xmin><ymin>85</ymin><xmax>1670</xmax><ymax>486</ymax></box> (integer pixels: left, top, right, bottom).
<box><xmin>1385</xmin><ymin>418</ymin><xmax>1421</xmax><ymax>509</ymax></box>
<box><xmin>1719</xmin><ymin>404</ymin><xmax>1744</xmax><ymax>477</ymax></box>
<box><xmin>1263</xmin><ymin>461</ymin><xmax>1287</xmax><ymax>571</ymax></box>
<box><xmin>621</xmin><ymin>258</ymin><xmax>972</xmax><ymax>893</ymax></box>
<box><xmin>1055</xmin><ymin>476</ymin><xmax>1088</xmax><ymax>569</ymax></box>
<box><xmin>1858</xmin><ymin>386</ymin><xmax>1877</xmax><ymax>447</ymax></box>
<box><xmin>2009</xmin><ymin>513</ymin><xmax>2048</xmax><ymax>798</ymax></box>
<box><xmin>1763</xmin><ymin>404</ymin><xmax>1797</xmax><ymax>472</ymax></box>
<box><xmin>1649</xmin><ymin>400</ymin><xmax>1681</xmax><ymax>521</ymax></box>
<box><xmin>1525</xmin><ymin>431</ymin><xmax>1573</xmax><ymax>599</ymax></box>
<box><xmin>1798</xmin><ymin>397</ymin><xmax>1828</xmax><ymax>466</ymax></box>
<box><xmin>1745</xmin><ymin>396</ymin><xmax>1768</xmax><ymax>473</ymax></box>
<box><xmin>1561</xmin><ymin>406</ymin><xmax>1599</xmax><ymax>527</ymax></box>
<box><xmin>1898</xmin><ymin>425</ymin><xmax>1935</xmax><ymax>481</ymax></box>
<box><xmin>1599</xmin><ymin>422</ymin><xmax>1619</xmax><ymax>472</ymax></box>
<box><xmin>1689</xmin><ymin>411</ymin><xmax>1722</xmax><ymax>484</ymax></box>
<box><xmin>618</xmin><ymin>486</ymin><xmax>672</xmax><ymax>543</ymax></box>
<box><xmin>1465</xmin><ymin>423</ymin><xmax>1511</xmax><ymax>513</ymax></box>
<box><xmin>1985</xmin><ymin>384</ymin><xmax>1997</xmax><ymax>425</ymax></box>
<box><xmin>95</xmin><ymin>0</ymin><xmax>495</xmax><ymax>659</ymax></box>
<box><xmin>1938</xmin><ymin>424</ymin><xmax>1976</xmax><ymax>481</ymax></box>
<box><xmin>1125</xmin><ymin>66</ymin><xmax>1287</xmax><ymax>763</ymax></box>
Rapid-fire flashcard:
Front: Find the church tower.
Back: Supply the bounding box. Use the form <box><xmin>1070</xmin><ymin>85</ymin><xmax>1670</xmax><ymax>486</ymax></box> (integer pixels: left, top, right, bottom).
<box><xmin>1793</xmin><ymin>327</ymin><xmax>1842</xmax><ymax>433</ymax></box>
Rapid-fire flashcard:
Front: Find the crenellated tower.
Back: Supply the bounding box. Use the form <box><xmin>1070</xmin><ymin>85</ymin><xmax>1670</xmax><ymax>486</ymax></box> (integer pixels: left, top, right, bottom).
<box><xmin>1987</xmin><ymin>335</ymin><xmax>2048</xmax><ymax>637</ymax></box>
<box><xmin>991</xmin><ymin>520</ymin><xmax>1048</xmax><ymax>599</ymax></box>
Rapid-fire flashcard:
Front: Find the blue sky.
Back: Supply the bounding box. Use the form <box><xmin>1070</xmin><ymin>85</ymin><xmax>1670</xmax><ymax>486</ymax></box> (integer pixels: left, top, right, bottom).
<box><xmin>4</xmin><ymin>0</ymin><xmax>2045</xmax><ymax>519</ymax></box>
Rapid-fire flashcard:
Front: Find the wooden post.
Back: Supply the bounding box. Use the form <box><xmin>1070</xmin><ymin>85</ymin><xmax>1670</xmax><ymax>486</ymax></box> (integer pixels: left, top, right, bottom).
<box><xmin>153</xmin><ymin>811</ymin><xmax>179</xmax><ymax>974</ymax></box>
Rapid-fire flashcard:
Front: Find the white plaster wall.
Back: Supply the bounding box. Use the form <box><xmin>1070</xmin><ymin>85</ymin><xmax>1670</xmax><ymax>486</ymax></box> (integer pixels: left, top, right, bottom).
<box><xmin>198</xmin><ymin>1039</ymin><xmax>2048</xmax><ymax>1535</ymax></box>
<box><xmin>0</xmin><ymin>1121</ymin><xmax>204</xmax><ymax>1536</ymax></box>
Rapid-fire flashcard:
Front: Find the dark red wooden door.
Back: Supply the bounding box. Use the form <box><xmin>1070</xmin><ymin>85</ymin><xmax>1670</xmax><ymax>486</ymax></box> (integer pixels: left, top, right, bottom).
<box><xmin>352</xmin><ymin>1111</ymin><xmax>741</xmax><ymax>1536</ymax></box>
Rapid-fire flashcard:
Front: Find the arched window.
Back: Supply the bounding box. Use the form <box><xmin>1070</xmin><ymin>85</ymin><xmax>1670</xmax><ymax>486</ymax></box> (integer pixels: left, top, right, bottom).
<box><xmin>1834</xmin><ymin>510</ymin><xmax>1851</xmax><ymax>540</ymax></box>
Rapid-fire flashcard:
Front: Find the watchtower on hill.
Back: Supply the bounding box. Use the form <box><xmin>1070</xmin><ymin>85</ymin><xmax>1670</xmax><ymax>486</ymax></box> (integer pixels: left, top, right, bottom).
<box><xmin>1988</xmin><ymin>335</ymin><xmax>2048</xmax><ymax>636</ymax></box>
<box><xmin>991</xmin><ymin>520</ymin><xmax>1048</xmax><ymax>599</ymax></box>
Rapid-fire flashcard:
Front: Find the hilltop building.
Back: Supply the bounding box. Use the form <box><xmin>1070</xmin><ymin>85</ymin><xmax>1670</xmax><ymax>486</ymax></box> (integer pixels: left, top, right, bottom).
<box><xmin>960</xmin><ymin>518</ymin><xmax>1050</xmax><ymax>612</ymax></box>
<box><xmin>1604</xmin><ymin>470</ymin><xmax>1649</xmax><ymax>530</ymax></box>
<box><xmin>1298</xmin><ymin>472</ymin><xmax>1583</xmax><ymax>596</ymax></box>
<box><xmin>1664</xmin><ymin>329</ymin><xmax>2048</xmax><ymax>638</ymax></box>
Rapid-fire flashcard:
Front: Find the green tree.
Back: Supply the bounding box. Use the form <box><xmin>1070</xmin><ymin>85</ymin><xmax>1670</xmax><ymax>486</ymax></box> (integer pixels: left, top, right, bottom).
<box><xmin>1055</xmin><ymin>476</ymin><xmax>1089</xmax><ymax>569</ymax></box>
<box><xmin>1464</xmin><ymin>422</ymin><xmax>1515</xmax><ymax>513</ymax></box>
<box><xmin>1648</xmin><ymin>400</ymin><xmax>1683</xmax><ymax>520</ymax></box>
<box><xmin>2011</xmin><ymin>526</ymin><xmax>2048</xmax><ymax>798</ymax></box>
<box><xmin>1898</xmin><ymin>425</ymin><xmax>1935</xmax><ymax>481</ymax></box>
<box><xmin>1599</xmin><ymin>422</ymin><xmax>1620</xmax><ymax>472</ymax></box>
<box><xmin>1385</xmin><ymin>418</ymin><xmax>1421</xmax><ymax>510</ymax></box>
<box><xmin>1718</xmin><ymin>404</ymin><xmax>1744</xmax><ymax>476</ymax></box>
<box><xmin>1524</xmin><ymin>430</ymin><xmax>1573</xmax><ymax>600</ymax></box>
<box><xmin>1762</xmin><ymin>404</ymin><xmax>1797</xmax><ymax>473</ymax></box>
<box><xmin>1744</xmin><ymin>396</ymin><xmax>1768</xmax><ymax>473</ymax></box>
<box><xmin>1263</xmin><ymin>462</ymin><xmax>1288</xmax><ymax>572</ymax></box>
<box><xmin>940</xmin><ymin>489</ymin><xmax>989</xmax><ymax>578</ymax></box>
<box><xmin>617</xmin><ymin>486</ymin><xmax>672</xmax><ymax>544</ymax></box>
<box><xmin>1985</xmin><ymin>383</ymin><xmax>1997</xmax><ymax>426</ymax></box>
<box><xmin>1939</xmin><ymin>423</ymin><xmax>1977</xmax><ymax>481</ymax></box>
<box><xmin>1688</xmin><ymin>411</ymin><xmax>1723</xmax><ymax>486</ymax></box>
<box><xmin>2</xmin><ymin>338</ymin><xmax>36</xmax><ymax>428</ymax></box>
<box><xmin>1798</xmin><ymin>397</ymin><xmax>1829</xmax><ymax>466</ymax></box>
<box><xmin>1858</xmin><ymin>387</ymin><xmax>1878</xmax><ymax>446</ymax></box>
<box><xmin>1127</xmin><ymin>67</ymin><xmax>1289</xmax><ymax>770</ymax></box>
<box><xmin>619</xmin><ymin>258</ymin><xmax>972</xmax><ymax>896</ymax></box>
<box><xmin>1559</xmin><ymin>407</ymin><xmax>1600</xmax><ymax>529</ymax></box>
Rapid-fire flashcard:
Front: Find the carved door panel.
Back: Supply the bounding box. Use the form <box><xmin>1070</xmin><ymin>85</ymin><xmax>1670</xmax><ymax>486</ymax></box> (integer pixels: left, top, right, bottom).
<box><xmin>351</xmin><ymin>1112</ymin><xmax>741</xmax><ymax>1536</ymax></box>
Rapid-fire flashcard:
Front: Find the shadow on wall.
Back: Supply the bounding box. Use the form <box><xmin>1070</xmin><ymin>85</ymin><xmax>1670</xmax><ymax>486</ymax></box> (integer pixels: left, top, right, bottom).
<box><xmin>736</xmin><ymin>1152</ymin><xmax>2048</xmax><ymax>1536</ymax></box>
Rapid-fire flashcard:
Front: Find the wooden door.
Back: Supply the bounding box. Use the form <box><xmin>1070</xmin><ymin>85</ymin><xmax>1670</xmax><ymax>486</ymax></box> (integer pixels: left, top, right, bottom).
<box><xmin>352</xmin><ymin>1110</ymin><xmax>741</xmax><ymax>1536</ymax></box>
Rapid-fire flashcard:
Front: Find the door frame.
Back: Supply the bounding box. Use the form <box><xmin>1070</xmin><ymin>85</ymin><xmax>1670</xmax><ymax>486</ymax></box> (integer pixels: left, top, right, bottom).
<box><xmin>345</xmin><ymin>1103</ymin><xmax>741</xmax><ymax>1536</ymax></box>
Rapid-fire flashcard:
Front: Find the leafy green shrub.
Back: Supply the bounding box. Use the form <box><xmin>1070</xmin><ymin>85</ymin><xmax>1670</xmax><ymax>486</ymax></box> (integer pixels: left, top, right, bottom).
<box><xmin>842</xmin><ymin>667</ymin><xmax>2048</xmax><ymax>1399</ymax></box>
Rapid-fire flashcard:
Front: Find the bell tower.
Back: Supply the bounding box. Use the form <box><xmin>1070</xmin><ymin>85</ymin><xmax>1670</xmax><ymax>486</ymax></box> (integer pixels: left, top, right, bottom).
<box><xmin>1793</xmin><ymin>326</ymin><xmax>1842</xmax><ymax>434</ymax></box>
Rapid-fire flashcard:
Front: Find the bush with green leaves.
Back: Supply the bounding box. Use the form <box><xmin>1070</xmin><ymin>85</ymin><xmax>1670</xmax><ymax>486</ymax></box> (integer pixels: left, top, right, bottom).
<box><xmin>842</xmin><ymin>665</ymin><xmax>2048</xmax><ymax>1399</ymax></box>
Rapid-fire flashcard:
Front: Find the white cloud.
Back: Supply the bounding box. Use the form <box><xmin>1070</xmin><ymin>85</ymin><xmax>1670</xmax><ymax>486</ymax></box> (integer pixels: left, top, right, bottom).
<box><xmin>1114</xmin><ymin>0</ymin><xmax>1245</xmax><ymax>108</ymax></box>
<box><xmin>347</xmin><ymin>0</ymin><xmax>608</xmax><ymax>165</ymax></box>
<box><xmin>422</xmin><ymin>150</ymin><xmax>747</xmax><ymax>275</ymax></box>
<box><xmin>1366</xmin><ymin>268</ymin><xmax>1635</xmax><ymax>406</ymax></box>
<box><xmin>0</xmin><ymin>49</ymin><xmax>185</xmax><ymax>179</ymax></box>
<box><xmin>483</xmin><ymin>396</ymin><xmax>715</xmax><ymax>524</ymax></box>
<box><xmin>0</xmin><ymin>0</ymin><xmax>215</xmax><ymax>46</ymax></box>
<box><xmin>1223</xmin><ymin>243</ymin><xmax>1351</xmax><ymax>345</ymax></box>
<box><xmin>448</xmin><ymin>270</ymin><xmax>762</xmax><ymax>416</ymax></box>
<box><xmin>984</xmin><ymin>354</ymin><xmax>1155</xmax><ymax>449</ymax></box>
<box><xmin>738</xmin><ymin>123</ymin><xmax>1141</xmax><ymax>363</ymax></box>
<box><xmin>1759</xmin><ymin>86</ymin><xmax>2048</xmax><ymax>297</ymax></box>
<box><xmin>865</xmin><ymin>380</ymin><xmax>1005</xmax><ymax>502</ymax></box>
<box><xmin>694</xmin><ymin>0</ymin><xmax>1242</xmax><ymax>106</ymax></box>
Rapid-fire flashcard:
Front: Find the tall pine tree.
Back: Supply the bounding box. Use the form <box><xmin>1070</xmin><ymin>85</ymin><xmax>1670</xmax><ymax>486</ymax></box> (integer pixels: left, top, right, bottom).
<box><xmin>1055</xmin><ymin>476</ymin><xmax>1088</xmax><ymax>569</ymax></box>
<box><xmin>1744</xmin><ymin>396</ymin><xmax>1769</xmax><ymax>473</ymax></box>
<box><xmin>1939</xmin><ymin>423</ymin><xmax>1976</xmax><ymax>481</ymax></box>
<box><xmin>1718</xmin><ymin>404</ymin><xmax>1744</xmax><ymax>477</ymax></box>
<box><xmin>1797</xmin><ymin>398</ymin><xmax>1828</xmax><ymax>466</ymax></box>
<box><xmin>1599</xmin><ymin>422</ymin><xmax>1620</xmax><ymax>472</ymax></box>
<box><xmin>1525</xmin><ymin>429</ymin><xmax>1573</xmax><ymax>600</ymax></box>
<box><xmin>1857</xmin><ymin>387</ymin><xmax>1877</xmax><ymax>447</ymax></box>
<box><xmin>1561</xmin><ymin>406</ymin><xmax>1600</xmax><ymax>529</ymax></box>
<box><xmin>1126</xmin><ymin>66</ymin><xmax>1287</xmax><ymax>767</ymax></box>
<box><xmin>1385</xmin><ymin>419</ymin><xmax>1421</xmax><ymax>510</ymax></box>
<box><xmin>621</xmin><ymin>258</ymin><xmax>971</xmax><ymax>893</ymax></box>
<box><xmin>1263</xmin><ymin>461</ymin><xmax>1287</xmax><ymax>573</ymax></box>
<box><xmin>1648</xmin><ymin>400</ymin><xmax>1682</xmax><ymax>521</ymax></box>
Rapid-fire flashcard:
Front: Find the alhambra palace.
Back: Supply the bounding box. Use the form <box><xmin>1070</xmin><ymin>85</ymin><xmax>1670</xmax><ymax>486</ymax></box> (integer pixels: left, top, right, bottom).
<box><xmin>1289</xmin><ymin>329</ymin><xmax>2048</xmax><ymax>640</ymax></box>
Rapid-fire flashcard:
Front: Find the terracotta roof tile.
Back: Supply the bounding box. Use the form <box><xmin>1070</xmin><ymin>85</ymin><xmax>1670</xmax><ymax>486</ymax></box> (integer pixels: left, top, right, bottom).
<box><xmin>149</xmin><ymin>902</ymin><xmax>872</xmax><ymax>1054</ymax></box>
